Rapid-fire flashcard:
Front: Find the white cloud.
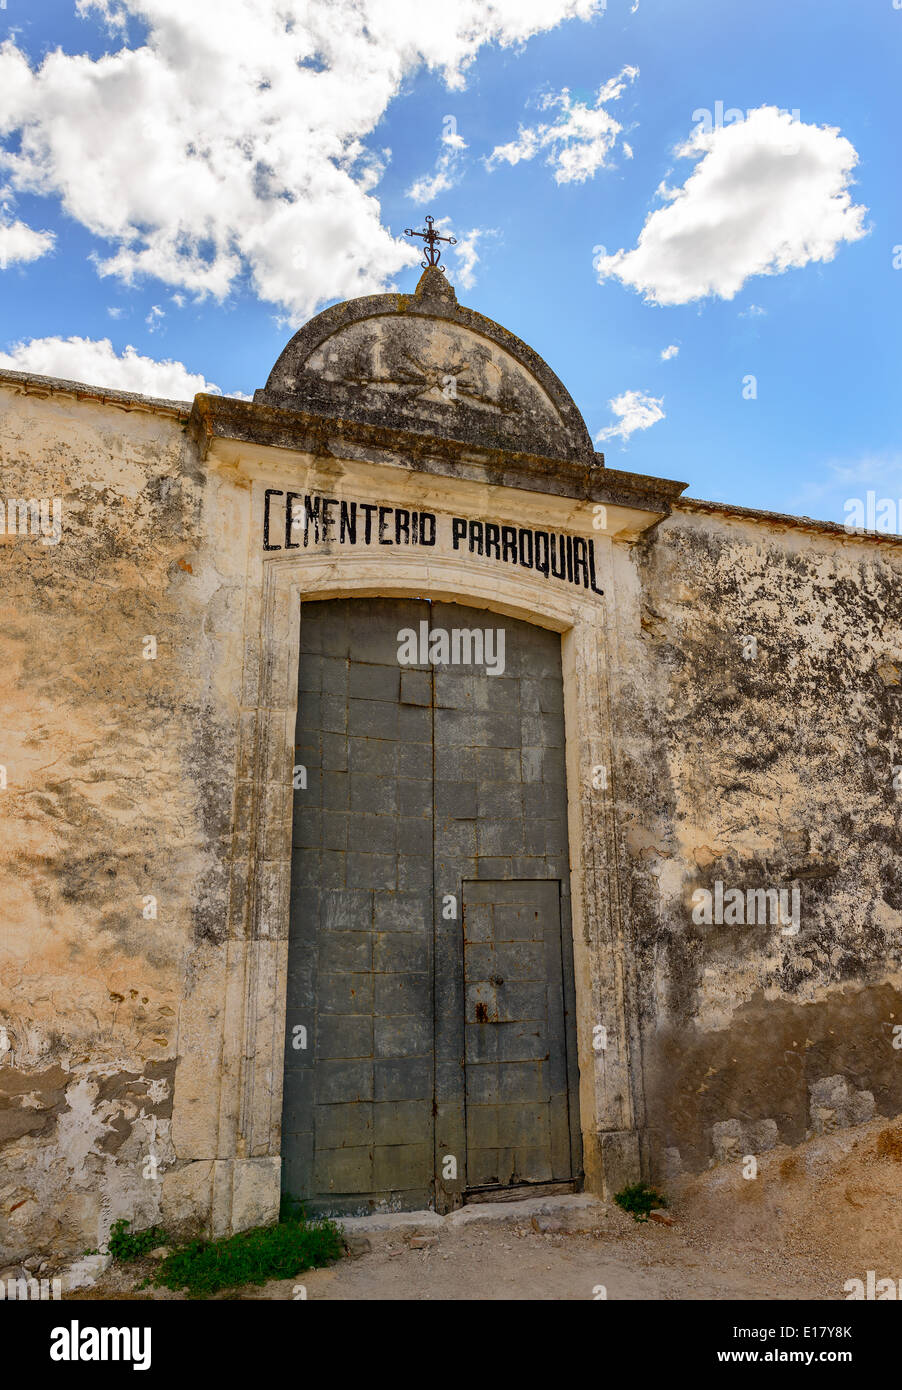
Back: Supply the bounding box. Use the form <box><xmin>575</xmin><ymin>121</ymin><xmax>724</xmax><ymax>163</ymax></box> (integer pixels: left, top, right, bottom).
<box><xmin>485</xmin><ymin>65</ymin><xmax>638</xmax><ymax>184</ymax></box>
<box><xmin>77</xmin><ymin>0</ymin><xmax>128</xmax><ymax>29</ymax></box>
<box><xmin>447</xmin><ymin>225</ymin><xmax>497</xmax><ymax>290</ymax></box>
<box><xmin>740</xmin><ymin>303</ymin><xmax>767</xmax><ymax>317</ymax></box>
<box><xmin>0</xmin><ymin>217</ymin><xmax>54</xmax><ymax>267</ymax></box>
<box><xmin>660</xmin><ymin>343</ymin><xmax>678</xmax><ymax>360</ymax></box>
<box><xmin>0</xmin><ymin>335</ymin><xmax>223</xmax><ymax>398</ymax></box>
<box><xmin>594</xmin><ymin>107</ymin><xmax>868</xmax><ymax>305</ymax></box>
<box><xmin>0</xmin><ymin>0</ymin><xmax>604</xmax><ymax>322</ymax></box>
<box><xmin>595</xmin><ymin>388</ymin><xmax>664</xmax><ymax>444</ymax></box>
<box><xmin>792</xmin><ymin>452</ymin><xmax>902</xmax><ymax>521</ymax></box>
<box><xmin>805</xmin><ymin>452</ymin><xmax>902</xmax><ymax>494</ymax></box>
<box><xmin>145</xmin><ymin>303</ymin><xmax>165</xmax><ymax>331</ymax></box>
<box><xmin>407</xmin><ymin>167</ymin><xmax>455</xmax><ymax>203</ymax></box>
<box><xmin>407</xmin><ymin>124</ymin><xmax>469</xmax><ymax>202</ymax></box>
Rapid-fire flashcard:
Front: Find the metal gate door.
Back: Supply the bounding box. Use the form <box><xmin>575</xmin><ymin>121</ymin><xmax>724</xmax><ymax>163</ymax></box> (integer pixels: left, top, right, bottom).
<box><xmin>282</xmin><ymin>597</ymin><xmax>581</xmax><ymax>1215</ymax></box>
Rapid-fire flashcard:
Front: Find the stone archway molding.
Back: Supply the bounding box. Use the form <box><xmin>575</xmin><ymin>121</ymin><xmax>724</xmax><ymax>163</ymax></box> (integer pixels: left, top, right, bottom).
<box><xmin>164</xmin><ymin>541</ymin><xmax>644</xmax><ymax>1237</ymax></box>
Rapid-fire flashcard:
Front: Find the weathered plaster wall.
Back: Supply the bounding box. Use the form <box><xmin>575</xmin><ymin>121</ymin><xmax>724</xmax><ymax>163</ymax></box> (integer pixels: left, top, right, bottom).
<box><xmin>4</xmin><ymin>365</ymin><xmax>901</xmax><ymax>1260</ymax></box>
<box><xmin>0</xmin><ymin>378</ymin><xmax>250</xmax><ymax>1262</ymax></box>
<box><xmin>611</xmin><ymin>505</ymin><xmax>902</xmax><ymax>1177</ymax></box>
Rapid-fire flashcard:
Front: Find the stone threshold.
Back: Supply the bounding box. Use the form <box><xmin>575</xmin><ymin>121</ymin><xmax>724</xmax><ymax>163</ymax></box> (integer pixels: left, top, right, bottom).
<box><xmin>337</xmin><ymin>1192</ymin><xmax>605</xmax><ymax>1234</ymax></box>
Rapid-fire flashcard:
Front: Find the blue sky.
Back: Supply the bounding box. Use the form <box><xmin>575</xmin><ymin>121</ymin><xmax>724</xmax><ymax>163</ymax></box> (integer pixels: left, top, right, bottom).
<box><xmin>1</xmin><ymin>0</ymin><xmax>900</xmax><ymax>524</ymax></box>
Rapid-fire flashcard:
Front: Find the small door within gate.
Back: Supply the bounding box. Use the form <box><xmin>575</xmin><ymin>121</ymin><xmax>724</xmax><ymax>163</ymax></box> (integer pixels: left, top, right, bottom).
<box><xmin>463</xmin><ymin>880</ymin><xmax>575</xmax><ymax>1191</ymax></box>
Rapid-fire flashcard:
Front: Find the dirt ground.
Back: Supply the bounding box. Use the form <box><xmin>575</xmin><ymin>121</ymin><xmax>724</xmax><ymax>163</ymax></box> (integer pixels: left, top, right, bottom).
<box><xmin>75</xmin><ymin>1115</ymin><xmax>902</xmax><ymax>1301</ymax></box>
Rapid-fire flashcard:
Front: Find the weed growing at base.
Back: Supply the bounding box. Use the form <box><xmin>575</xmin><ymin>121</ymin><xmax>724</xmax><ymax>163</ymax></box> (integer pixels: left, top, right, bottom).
<box><xmin>111</xmin><ymin>1199</ymin><xmax>344</xmax><ymax>1297</ymax></box>
<box><xmin>614</xmin><ymin>1181</ymin><xmax>668</xmax><ymax>1222</ymax></box>
<box><xmin>109</xmin><ymin>1219</ymin><xmax>167</xmax><ymax>1261</ymax></box>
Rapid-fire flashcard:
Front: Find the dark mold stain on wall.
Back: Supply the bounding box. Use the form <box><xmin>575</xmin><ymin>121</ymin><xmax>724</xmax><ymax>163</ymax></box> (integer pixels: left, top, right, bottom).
<box><xmin>619</xmin><ymin>512</ymin><xmax>902</xmax><ymax>1173</ymax></box>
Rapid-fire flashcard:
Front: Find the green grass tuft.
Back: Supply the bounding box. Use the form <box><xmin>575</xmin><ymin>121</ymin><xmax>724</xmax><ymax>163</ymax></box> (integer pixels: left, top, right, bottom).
<box><xmin>108</xmin><ymin>1219</ymin><xmax>168</xmax><ymax>1261</ymax></box>
<box><xmin>107</xmin><ymin>1195</ymin><xmax>344</xmax><ymax>1297</ymax></box>
<box><xmin>613</xmin><ymin>1181</ymin><xmax>669</xmax><ymax>1223</ymax></box>
<box><xmin>151</xmin><ymin>1211</ymin><xmax>344</xmax><ymax>1297</ymax></box>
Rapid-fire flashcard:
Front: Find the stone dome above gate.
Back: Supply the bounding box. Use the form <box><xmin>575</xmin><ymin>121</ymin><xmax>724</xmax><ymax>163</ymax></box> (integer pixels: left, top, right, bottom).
<box><xmin>254</xmin><ymin>265</ymin><xmax>595</xmax><ymax>464</ymax></box>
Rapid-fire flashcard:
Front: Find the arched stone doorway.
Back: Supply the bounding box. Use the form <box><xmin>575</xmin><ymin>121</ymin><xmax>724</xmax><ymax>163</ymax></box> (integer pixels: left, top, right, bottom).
<box><xmin>161</xmin><ymin>255</ymin><xmax>682</xmax><ymax>1236</ymax></box>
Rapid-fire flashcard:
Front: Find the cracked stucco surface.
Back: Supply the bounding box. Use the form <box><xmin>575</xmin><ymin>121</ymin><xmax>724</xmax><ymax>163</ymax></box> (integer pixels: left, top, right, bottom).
<box><xmin>0</xmin><ymin>382</ymin><xmax>247</xmax><ymax>1259</ymax></box>
<box><xmin>611</xmin><ymin>508</ymin><xmax>902</xmax><ymax>1172</ymax></box>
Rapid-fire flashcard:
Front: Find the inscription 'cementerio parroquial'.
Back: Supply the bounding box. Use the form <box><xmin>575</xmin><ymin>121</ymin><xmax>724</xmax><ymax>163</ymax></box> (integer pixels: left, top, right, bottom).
<box><xmin>262</xmin><ymin>489</ymin><xmax>604</xmax><ymax>595</ymax></box>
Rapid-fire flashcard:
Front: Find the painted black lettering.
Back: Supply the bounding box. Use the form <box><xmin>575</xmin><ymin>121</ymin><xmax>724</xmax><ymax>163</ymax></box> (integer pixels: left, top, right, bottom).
<box><xmin>588</xmin><ymin>538</ymin><xmax>605</xmax><ymax>595</ymax></box>
<box><xmin>285</xmin><ymin>491</ymin><xmax>302</xmax><ymax>550</ymax></box>
<box><xmin>304</xmin><ymin>494</ymin><xmax>320</xmax><ymax>547</ymax></box>
<box><xmin>263</xmin><ymin>488</ymin><xmax>283</xmax><ymax>550</ymax></box>
<box><xmin>339</xmin><ymin>500</ymin><xmax>357</xmax><ymax>544</ymax></box>
<box><xmin>359</xmin><ymin>503</ymin><xmax>377</xmax><ymax>543</ymax></box>
<box><xmin>572</xmin><ymin>536</ymin><xmax>589</xmax><ymax>588</ymax></box>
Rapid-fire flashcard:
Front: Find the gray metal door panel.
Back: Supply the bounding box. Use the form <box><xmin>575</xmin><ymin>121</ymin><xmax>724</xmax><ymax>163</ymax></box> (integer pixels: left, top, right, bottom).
<box><xmin>462</xmin><ymin>879</ymin><xmax>571</xmax><ymax>1188</ymax></box>
<box><xmin>283</xmin><ymin>597</ymin><xmax>582</xmax><ymax>1215</ymax></box>
<box><xmin>430</xmin><ymin>601</ymin><xmax>581</xmax><ymax>1206</ymax></box>
<box><xmin>282</xmin><ymin>598</ymin><xmax>435</xmax><ymax>1216</ymax></box>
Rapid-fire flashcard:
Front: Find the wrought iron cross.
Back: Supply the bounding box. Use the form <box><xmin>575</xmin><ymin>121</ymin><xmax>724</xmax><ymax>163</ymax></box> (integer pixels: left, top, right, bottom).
<box><xmin>404</xmin><ymin>214</ymin><xmax>457</xmax><ymax>272</ymax></box>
